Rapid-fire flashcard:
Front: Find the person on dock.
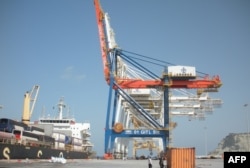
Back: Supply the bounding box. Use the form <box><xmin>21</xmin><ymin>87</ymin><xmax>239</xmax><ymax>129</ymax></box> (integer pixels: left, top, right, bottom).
<box><xmin>148</xmin><ymin>156</ymin><xmax>152</xmax><ymax>168</ymax></box>
<box><xmin>159</xmin><ymin>157</ymin><xmax>163</xmax><ymax>168</ymax></box>
<box><xmin>163</xmin><ymin>157</ymin><xmax>167</xmax><ymax>168</ymax></box>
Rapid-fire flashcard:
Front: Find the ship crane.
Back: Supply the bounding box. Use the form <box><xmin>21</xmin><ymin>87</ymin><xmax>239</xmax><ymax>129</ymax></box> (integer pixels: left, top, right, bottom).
<box><xmin>22</xmin><ymin>85</ymin><xmax>40</xmax><ymax>124</ymax></box>
<box><xmin>93</xmin><ymin>0</ymin><xmax>222</xmax><ymax>158</ymax></box>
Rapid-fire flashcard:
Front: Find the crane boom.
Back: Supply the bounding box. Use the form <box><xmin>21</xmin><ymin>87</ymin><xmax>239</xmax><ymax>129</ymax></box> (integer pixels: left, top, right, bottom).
<box><xmin>94</xmin><ymin>0</ymin><xmax>222</xmax><ymax>90</ymax></box>
<box><xmin>22</xmin><ymin>85</ymin><xmax>40</xmax><ymax>124</ymax></box>
<box><xmin>94</xmin><ymin>0</ymin><xmax>110</xmax><ymax>83</ymax></box>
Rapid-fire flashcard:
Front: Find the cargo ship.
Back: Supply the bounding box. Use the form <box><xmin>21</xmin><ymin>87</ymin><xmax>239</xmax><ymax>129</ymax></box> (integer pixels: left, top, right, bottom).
<box><xmin>0</xmin><ymin>92</ymin><xmax>93</xmax><ymax>160</ymax></box>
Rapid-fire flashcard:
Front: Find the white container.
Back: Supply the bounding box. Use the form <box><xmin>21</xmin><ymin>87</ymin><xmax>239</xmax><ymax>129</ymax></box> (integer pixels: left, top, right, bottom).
<box><xmin>168</xmin><ymin>66</ymin><xmax>196</xmax><ymax>78</ymax></box>
<box><xmin>0</xmin><ymin>132</ymin><xmax>15</xmax><ymax>139</ymax></box>
<box><xmin>54</xmin><ymin>142</ymin><xmax>65</xmax><ymax>149</ymax></box>
<box><xmin>72</xmin><ymin>145</ymin><xmax>82</xmax><ymax>151</ymax></box>
<box><xmin>72</xmin><ymin>137</ymin><xmax>82</xmax><ymax>146</ymax></box>
<box><xmin>130</xmin><ymin>89</ymin><xmax>151</xmax><ymax>95</ymax></box>
<box><xmin>52</xmin><ymin>133</ymin><xmax>65</xmax><ymax>143</ymax></box>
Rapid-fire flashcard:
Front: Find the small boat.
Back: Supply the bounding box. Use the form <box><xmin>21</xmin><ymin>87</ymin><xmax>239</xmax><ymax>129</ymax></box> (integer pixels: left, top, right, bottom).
<box><xmin>50</xmin><ymin>156</ymin><xmax>67</xmax><ymax>164</ymax></box>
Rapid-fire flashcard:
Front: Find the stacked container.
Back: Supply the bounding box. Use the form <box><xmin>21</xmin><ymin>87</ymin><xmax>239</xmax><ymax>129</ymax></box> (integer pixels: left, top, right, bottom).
<box><xmin>167</xmin><ymin>147</ymin><xmax>195</xmax><ymax>168</ymax></box>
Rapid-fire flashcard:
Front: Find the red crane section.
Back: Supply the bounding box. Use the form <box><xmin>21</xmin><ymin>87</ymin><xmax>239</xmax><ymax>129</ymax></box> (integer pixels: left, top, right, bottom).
<box><xmin>94</xmin><ymin>0</ymin><xmax>109</xmax><ymax>83</ymax></box>
<box><xmin>170</xmin><ymin>75</ymin><xmax>221</xmax><ymax>89</ymax></box>
<box><xmin>94</xmin><ymin>0</ymin><xmax>222</xmax><ymax>90</ymax></box>
<box><xmin>115</xmin><ymin>75</ymin><xmax>221</xmax><ymax>89</ymax></box>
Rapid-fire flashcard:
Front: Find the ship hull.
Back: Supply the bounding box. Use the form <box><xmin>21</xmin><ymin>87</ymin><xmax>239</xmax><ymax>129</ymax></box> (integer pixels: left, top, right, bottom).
<box><xmin>0</xmin><ymin>143</ymin><xmax>90</xmax><ymax>160</ymax></box>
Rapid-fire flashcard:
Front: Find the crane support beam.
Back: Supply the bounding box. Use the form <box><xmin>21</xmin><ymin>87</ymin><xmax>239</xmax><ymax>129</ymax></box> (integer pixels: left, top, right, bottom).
<box><xmin>115</xmin><ymin>83</ymin><xmax>163</xmax><ymax>129</ymax></box>
<box><xmin>109</xmin><ymin>129</ymin><xmax>168</xmax><ymax>138</ymax></box>
<box><xmin>105</xmin><ymin>128</ymin><xmax>168</xmax><ymax>155</ymax></box>
<box><xmin>115</xmin><ymin>76</ymin><xmax>221</xmax><ymax>89</ymax></box>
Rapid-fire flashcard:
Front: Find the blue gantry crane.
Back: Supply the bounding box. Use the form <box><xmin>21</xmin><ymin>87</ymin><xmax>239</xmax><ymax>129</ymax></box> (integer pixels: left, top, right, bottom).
<box><xmin>93</xmin><ymin>0</ymin><xmax>222</xmax><ymax>159</ymax></box>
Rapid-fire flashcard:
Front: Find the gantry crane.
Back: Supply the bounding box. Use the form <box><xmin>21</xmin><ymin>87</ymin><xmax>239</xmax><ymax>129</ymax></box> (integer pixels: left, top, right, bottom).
<box><xmin>93</xmin><ymin>0</ymin><xmax>222</xmax><ymax>158</ymax></box>
<box><xmin>169</xmin><ymin>89</ymin><xmax>222</xmax><ymax>119</ymax></box>
<box><xmin>22</xmin><ymin>85</ymin><xmax>40</xmax><ymax>124</ymax></box>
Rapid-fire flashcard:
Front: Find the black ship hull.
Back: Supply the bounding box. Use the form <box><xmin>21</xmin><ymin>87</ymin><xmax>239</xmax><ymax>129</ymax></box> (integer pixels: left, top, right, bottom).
<box><xmin>0</xmin><ymin>143</ymin><xmax>90</xmax><ymax>160</ymax></box>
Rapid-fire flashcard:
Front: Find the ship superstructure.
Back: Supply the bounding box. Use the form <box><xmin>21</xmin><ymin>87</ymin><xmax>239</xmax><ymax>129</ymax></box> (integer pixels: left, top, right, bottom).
<box><xmin>37</xmin><ymin>97</ymin><xmax>93</xmax><ymax>153</ymax></box>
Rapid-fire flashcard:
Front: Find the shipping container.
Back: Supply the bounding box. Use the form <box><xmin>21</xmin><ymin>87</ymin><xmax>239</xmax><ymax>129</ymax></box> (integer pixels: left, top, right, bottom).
<box><xmin>0</xmin><ymin>131</ymin><xmax>15</xmax><ymax>139</ymax></box>
<box><xmin>72</xmin><ymin>145</ymin><xmax>82</xmax><ymax>151</ymax></box>
<box><xmin>167</xmin><ymin>147</ymin><xmax>195</xmax><ymax>168</ymax></box>
<box><xmin>130</xmin><ymin>89</ymin><xmax>151</xmax><ymax>95</ymax></box>
<box><xmin>168</xmin><ymin>66</ymin><xmax>196</xmax><ymax>79</ymax></box>
<box><xmin>54</xmin><ymin>142</ymin><xmax>65</xmax><ymax>149</ymax></box>
<box><xmin>52</xmin><ymin>132</ymin><xmax>65</xmax><ymax>143</ymax></box>
<box><xmin>72</xmin><ymin>137</ymin><xmax>82</xmax><ymax>146</ymax></box>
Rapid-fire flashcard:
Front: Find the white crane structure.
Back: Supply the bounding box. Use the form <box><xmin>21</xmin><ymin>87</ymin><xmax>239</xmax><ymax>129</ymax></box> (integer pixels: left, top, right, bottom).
<box><xmin>170</xmin><ymin>89</ymin><xmax>222</xmax><ymax>120</ymax></box>
<box><xmin>99</xmin><ymin>39</ymin><xmax>222</xmax><ymax>157</ymax></box>
<box><xmin>111</xmin><ymin>60</ymin><xmax>222</xmax><ymax>158</ymax></box>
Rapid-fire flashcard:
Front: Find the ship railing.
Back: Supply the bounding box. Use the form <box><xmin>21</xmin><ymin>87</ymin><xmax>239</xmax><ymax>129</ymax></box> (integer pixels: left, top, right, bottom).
<box><xmin>0</xmin><ymin>136</ymin><xmax>53</xmax><ymax>148</ymax></box>
<box><xmin>0</xmin><ymin>137</ymin><xmax>16</xmax><ymax>144</ymax></box>
<box><xmin>19</xmin><ymin>139</ymin><xmax>53</xmax><ymax>148</ymax></box>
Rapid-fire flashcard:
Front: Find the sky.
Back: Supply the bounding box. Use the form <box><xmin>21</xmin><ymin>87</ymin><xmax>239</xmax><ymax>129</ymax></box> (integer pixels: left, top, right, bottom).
<box><xmin>0</xmin><ymin>0</ymin><xmax>250</xmax><ymax>156</ymax></box>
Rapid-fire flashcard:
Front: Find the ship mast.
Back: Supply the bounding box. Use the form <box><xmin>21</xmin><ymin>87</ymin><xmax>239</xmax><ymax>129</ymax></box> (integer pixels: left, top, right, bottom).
<box><xmin>57</xmin><ymin>97</ymin><xmax>66</xmax><ymax>120</ymax></box>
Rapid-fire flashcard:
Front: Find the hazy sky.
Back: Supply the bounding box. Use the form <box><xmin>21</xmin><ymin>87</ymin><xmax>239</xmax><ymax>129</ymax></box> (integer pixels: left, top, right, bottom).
<box><xmin>0</xmin><ymin>0</ymin><xmax>250</xmax><ymax>156</ymax></box>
